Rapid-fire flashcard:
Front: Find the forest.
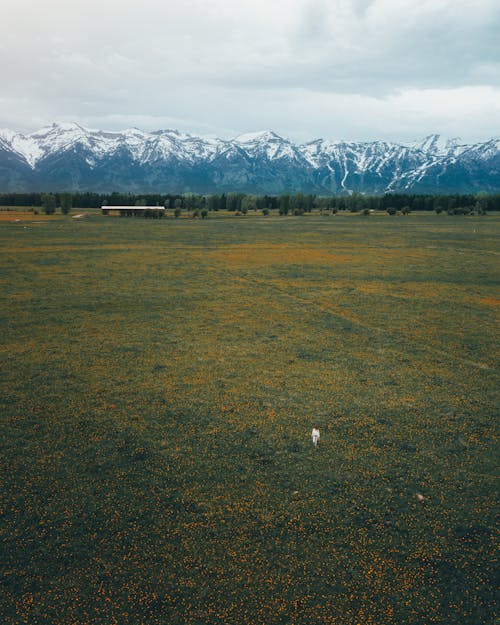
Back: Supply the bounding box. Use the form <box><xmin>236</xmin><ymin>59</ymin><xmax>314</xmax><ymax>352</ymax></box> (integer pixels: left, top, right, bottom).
<box><xmin>0</xmin><ymin>191</ymin><xmax>499</xmax><ymax>215</ymax></box>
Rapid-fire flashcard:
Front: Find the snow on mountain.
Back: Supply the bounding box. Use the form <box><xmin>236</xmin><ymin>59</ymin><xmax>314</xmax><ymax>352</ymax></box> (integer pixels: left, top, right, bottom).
<box><xmin>150</xmin><ymin>130</ymin><xmax>223</xmax><ymax>163</ymax></box>
<box><xmin>0</xmin><ymin>123</ymin><xmax>497</xmax><ymax>194</ymax></box>
<box><xmin>0</xmin><ymin>127</ymin><xmax>43</xmax><ymax>168</ymax></box>
<box><xmin>232</xmin><ymin>130</ymin><xmax>301</xmax><ymax>162</ymax></box>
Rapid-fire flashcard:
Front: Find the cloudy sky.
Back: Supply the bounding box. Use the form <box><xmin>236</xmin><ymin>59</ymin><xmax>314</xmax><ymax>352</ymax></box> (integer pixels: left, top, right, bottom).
<box><xmin>1</xmin><ymin>0</ymin><xmax>499</xmax><ymax>142</ymax></box>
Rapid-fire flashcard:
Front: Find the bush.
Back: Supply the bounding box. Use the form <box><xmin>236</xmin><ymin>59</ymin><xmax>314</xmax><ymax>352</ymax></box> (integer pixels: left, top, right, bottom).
<box><xmin>447</xmin><ymin>207</ymin><xmax>471</xmax><ymax>216</ymax></box>
<box><xmin>41</xmin><ymin>193</ymin><xmax>56</xmax><ymax>215</ymax></box>
<box><xmin>60</xmin><ymin>193</ymin><xmax>72</xmax><ymax>215</ymax></box>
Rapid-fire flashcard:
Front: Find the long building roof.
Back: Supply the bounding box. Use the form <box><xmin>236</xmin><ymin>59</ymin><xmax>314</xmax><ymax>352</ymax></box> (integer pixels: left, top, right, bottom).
<box><xmin>101</xmin><ymin>206</ymin><xmax>165</xmax><ymax>210</ymax></box>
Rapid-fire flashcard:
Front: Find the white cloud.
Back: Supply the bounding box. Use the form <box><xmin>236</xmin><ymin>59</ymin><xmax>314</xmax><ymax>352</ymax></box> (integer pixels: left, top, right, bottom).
<box><xmin>0</xmin><ymin>0</ymin><xmax>499</xmax><ymax>141</ymax></box>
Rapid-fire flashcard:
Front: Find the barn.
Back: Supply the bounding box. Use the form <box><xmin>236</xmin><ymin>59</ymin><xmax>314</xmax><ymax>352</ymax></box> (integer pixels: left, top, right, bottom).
<box><xmin>101</xmin><ymin>206</ymin><xmax>165</xmax><ymax>218</ymax></box>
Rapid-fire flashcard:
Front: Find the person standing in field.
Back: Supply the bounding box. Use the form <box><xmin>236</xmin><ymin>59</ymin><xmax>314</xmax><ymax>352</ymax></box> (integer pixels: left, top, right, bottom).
<box><xmin>311</xmin><ymin>427</ymin><xmax>320</xmax><ymax>447</ymax></box>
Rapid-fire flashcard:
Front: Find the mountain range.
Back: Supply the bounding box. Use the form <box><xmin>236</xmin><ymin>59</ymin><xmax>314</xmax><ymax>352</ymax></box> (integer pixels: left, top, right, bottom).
<box><xmin>0</xmin><ymin>123</ymin><xmax>498</xmax><ymax>194</ymax></box>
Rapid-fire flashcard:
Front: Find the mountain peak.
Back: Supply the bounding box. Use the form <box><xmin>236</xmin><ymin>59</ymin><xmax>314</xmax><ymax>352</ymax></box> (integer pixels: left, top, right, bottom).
<box><xmin>234</xmin><ymin>130</ymin><xmax>285</xmax><ymax>144</ymax></box>
<box><xmin>34</xmin><ymin>121</ymin><xmax>88</xmax><ymax>135</ymax></box>
<box><xmin>54</xmin><ymin>121</ymin><xmax>87</xmax><ymax>131</ymax></box>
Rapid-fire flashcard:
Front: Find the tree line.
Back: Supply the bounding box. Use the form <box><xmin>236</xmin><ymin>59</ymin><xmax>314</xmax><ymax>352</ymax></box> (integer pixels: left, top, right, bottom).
<box><xmin>0</xmin><ymin>191</ymin><xmax>499</xmax><ymax>215</ymax></box>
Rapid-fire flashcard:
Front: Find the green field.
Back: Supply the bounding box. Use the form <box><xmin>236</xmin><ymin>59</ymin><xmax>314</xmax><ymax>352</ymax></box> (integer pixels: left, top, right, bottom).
<box><xmin>1</xmin><ymin>212</ymin><xmax>498</xmax><ymax>624</ymax></box>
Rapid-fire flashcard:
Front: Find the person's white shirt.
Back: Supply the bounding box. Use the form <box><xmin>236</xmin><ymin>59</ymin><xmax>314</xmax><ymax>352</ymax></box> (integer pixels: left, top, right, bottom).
<box><xmin>311</xmin><ymin>427</ymin><xmax>320</xmax><ymax>446</ymax></box>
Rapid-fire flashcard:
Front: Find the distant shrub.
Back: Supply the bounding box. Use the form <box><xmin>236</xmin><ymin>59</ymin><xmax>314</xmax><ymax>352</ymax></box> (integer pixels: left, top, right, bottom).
<box><xmin>41</xmin><ymin>193</ymin><xmax>56</xmax><ymax>215</ymax></box>
<box><xmin>475</xmin><ymin>200</ymin><xmax>487</xmax><ymax>215</ymax></box>
<box><xmin>448</xmin><ymin>207</ymin><xmax>471</xmax><ymax>215</ymax></box>
<box><xmin>60</xmin><ymin>193</ymin><xmax>72</xmax><ymax>215</ymax></box>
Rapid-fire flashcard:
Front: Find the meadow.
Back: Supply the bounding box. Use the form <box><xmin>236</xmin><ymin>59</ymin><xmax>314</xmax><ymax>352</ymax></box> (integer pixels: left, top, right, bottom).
<box><xmin>1</xmin><ymin>210</ymin><xmax>498</xmax><ymax>624</ymax></box>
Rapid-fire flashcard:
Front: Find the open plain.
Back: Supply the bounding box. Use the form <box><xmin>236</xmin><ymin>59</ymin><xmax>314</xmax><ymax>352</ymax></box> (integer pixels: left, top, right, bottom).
<box><xmin>1</xmin><ymin>211</ymin><xmax>498</xmax><ymax>624</ymax></box>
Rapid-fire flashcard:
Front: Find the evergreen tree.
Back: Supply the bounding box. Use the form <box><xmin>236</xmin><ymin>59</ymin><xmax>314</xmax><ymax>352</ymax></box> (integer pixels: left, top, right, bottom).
<box><xmin>226</xmin><ymin>193</ymin><xmax>244</xmax><ymax>212</ymax></box>
<box><xmin>278</xmin><ymin>194</ymin><xmax>290</xmax><ymax>215</ymax></box>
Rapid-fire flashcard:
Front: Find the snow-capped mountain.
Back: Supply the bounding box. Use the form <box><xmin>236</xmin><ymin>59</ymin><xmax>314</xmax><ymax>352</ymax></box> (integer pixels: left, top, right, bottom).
<box><xmin>0</xmin><ymin>123</ymin><xmax>498</xmax><ymax>194</ymax></box>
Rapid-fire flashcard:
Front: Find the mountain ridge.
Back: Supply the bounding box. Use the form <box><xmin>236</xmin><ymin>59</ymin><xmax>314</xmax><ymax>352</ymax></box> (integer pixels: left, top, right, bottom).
<box><xmin>0</xmin><ymin>123</ymin><xmax>498</xmax><ymax>194</ymax></box>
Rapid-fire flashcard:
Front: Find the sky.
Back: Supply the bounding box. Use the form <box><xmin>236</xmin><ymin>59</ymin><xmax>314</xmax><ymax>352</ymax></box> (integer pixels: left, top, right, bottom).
<box><xmin>1</xmin><ymin>0</ymin><xmax>499</xmax><ymax>142</ymax></box>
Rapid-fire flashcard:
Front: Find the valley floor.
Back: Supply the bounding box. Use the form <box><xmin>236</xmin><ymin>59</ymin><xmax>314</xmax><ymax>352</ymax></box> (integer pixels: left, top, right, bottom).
<box><xmin>1</xmin><ymin>212</ymin><xmax>498</xmax><ymax>624</ymax></box>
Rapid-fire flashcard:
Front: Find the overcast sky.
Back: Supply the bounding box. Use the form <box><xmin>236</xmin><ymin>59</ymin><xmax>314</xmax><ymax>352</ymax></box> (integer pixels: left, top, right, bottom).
<box><xmin>1</xmin><ymin>0</ymin><xmax>499</xmax><ymax>142</ymax></box>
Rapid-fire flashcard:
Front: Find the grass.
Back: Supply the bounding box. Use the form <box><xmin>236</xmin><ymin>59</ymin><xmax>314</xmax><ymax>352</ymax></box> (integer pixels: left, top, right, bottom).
<box><xmin>1</xmin><ymin>210</ymin><xmax>498</xmax><ymax>624</ymax></box>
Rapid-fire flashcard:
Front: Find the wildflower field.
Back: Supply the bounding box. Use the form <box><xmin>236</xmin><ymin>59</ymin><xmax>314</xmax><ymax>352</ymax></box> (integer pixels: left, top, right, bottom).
<box><xmin>1</xmin><ymin>211</ymin><xmax>498</xmax><ymax>624</ymax></box>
